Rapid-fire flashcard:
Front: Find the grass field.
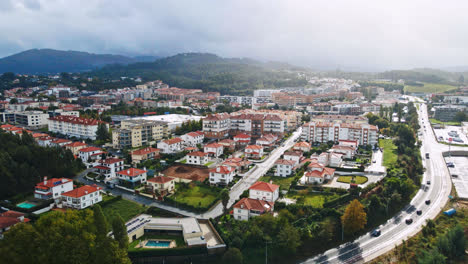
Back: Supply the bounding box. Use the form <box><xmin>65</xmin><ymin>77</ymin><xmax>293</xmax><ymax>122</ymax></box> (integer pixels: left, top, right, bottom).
<box><xmin>379</xmin><ymin>139</ymin><xmax>398</xmax><ymax>168</ymax></box>
<box><xmin>101</xmin><ymin>197</ymin><xmax>146</xmax><ymax>223</ymax></box>
<box><xmin>337</xmin><ymin>176</ymin><xmax>368</xmax><ymax>184</ymax></box>
<box><xmin>429</xmin><ymin>118</ymin><xmax>461</xmax><ymax>126</ymax></box>
<box><xmin>404</xmin><ymin>82</ymin><xmax>457</xmax><ymax>93</ymax></box>
<box><xmin>171</xmin><ymin>184</ymin><xmax>219</xmax><ymax>208</ymax></box>
<box><xmin>287</xmin><ymin>192</ymin><xmax>340</xmax><ymax>208</ymax></box>
<box><xmin>259</xmin><ymin>175</ymin><xmax>295</xmax><ymax>190</ymax></box>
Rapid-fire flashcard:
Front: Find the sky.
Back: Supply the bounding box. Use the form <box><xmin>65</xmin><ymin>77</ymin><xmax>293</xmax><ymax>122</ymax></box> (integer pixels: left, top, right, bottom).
<box><xmin>1</xmin><ymin>0</ymin><xmax>468</xmax><ymax>71</ymax></box>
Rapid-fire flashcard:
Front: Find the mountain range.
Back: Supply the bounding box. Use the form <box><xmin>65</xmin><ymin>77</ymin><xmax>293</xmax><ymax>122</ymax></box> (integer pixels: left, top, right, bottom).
<box><xmin>0</xmin><ymin>49</ymin><xmax>160</xmax><ymax>74</ymax></box>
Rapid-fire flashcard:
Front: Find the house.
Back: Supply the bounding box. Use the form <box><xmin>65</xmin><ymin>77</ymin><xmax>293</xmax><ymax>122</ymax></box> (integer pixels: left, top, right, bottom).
<box><xmin>34</xmin><ymin>177</ymin><xmax>74</xmax><ymax>200</ymax></box>
<box><xmin>233</xmin><ymin>198</ymin><xmax>274</xmax><ymax>221</ymax></box>
<box><xmin>78</xmin><ymin>147</ymin><xmax>105</xmax><ymax>163</ymax></box>
<box><xmin>131</xmin><ymin>147</ymin><xmax>160</xmax><ymax>165</ymax></box>
<box><xmin>94</xmin><ymin>158</ymin><xmax>125</xmax><ymax>180</ymax></box>
<box><xmin>116</xmin><ymin>168</ymin><xmax>147</xmax><ymax>187</ymax></box>
<box><xmin>245</xmin><ymin>145</ymin><xmax>264</xmax><ymax>159</ymax></box>
<box><xmin>157</xmin><ymin>137</ymin><xmax>183</xmax><ymax>154</ymax></box>
<box><xmin>181</xmin><ymin>131</ymin><xmax>204</xmax><ymax>147</ymax></box>
<box><xmin>293</xmin><ymin>141</ymin><xmax>311</xmax><ymax>153</ymax></box>
<box><xmin>146</xmin><ymin>176</ymin><xmax>176</xmax><ymax>197</ymax></box>
<box><xmin>311</xmin><ymin>152</ymin><xmax>343</xmax><ymax>167</ymax></box>
<box><xmin>0</xmin><ymin>210</ymin><xmax>30</xmax><ymax>238</ymax></box>
<box><xmin>209</xmin><ymin>166</ymin><xmax>236</xmax><ymax>186</ymax></box>
<box><xmin>300</xmin><ymin>162</ymin><xmax>336</xmax><ymax>184</ymax></box>
<box><xmin>255</xmin><ymin>134</ymin><xmax>278</xmax><ymax>148</ymax></box>
<box><xmin>233</xmin><ymin>133</ymin><xmax>251</xmax><ymax>145</ymax></box>
<box><xmin>61</xmin><ymin>185</ymin><xmax>102</xmax><ymax>209</ymax></box>
<box><xmin>283</xmin><ymin>151</ymin><xmax>303</xmax><ymax>165</ymax></box>
<box><xmin>186</xmin><ymin>151</ymin><xmax>209</xmax><ymax>165</ymax></box>
<box><xmin>50</xmin><ymin>138</ymin><xmax>72</xmax><ymax>147</ymax></box>
<box><xmin>275</xmin><ymin>159</ymin><xmax>296</xmax><ymax>177</ymax></box>
<box><xmin>36</xmin><ymin>136</ymin><xmax>56</xmax><ymax>147</ymax></box>
<box><xmin>64</xmin><ymin>141</ymin><xmax>88</xmax><ymax>155</ymax></box>
<box><xmin>222</xmin><ymin>157</ymin><xmax>252</xmax><ymax>173</ymax></box>
<box><xmin>338</xmin><ymin>139</ymin><xmax>359</xmax><ymax>149</ymax></box>
<box><xmin>203</xmin><ymin>143</ymin><xmax>224</xmax><ymax>157</ymax></box>
<box><xmin>330</xmin><ymin>145</ymin><xmax>356</xmax><ymax>159</ymax></box>
<box><xmin>218</xmin><ymin>138</ymin><xmax>236</xmax><ymax>151</ymax></box>
<box><xmin>249</xmin><ymin>181</ymin><xmax>280</xmax><ymax>202</ymax></box>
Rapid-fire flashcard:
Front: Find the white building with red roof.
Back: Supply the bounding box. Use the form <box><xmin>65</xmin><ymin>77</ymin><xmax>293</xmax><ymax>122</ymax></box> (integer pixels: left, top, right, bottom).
<box><xmin>330</xmin><ymin>144</ymin><xmax>357</xmax><ymax>159</ymax></box>
<box><xmin>50</xmin><ymin>138</ymin><xmax>72</xmax><ymax>147</ymax></box>
<box><xmin>0</xmin><ymin>210</ymin><xmax>30</xmax><ymax>238</ymax></box>
<box><xmin>203</xmin><ymin>142</ymin><xmax>224</xmax><ymax>157</ymax></box>
<box><xmin>48</xmin><ymin>115</ymin><xmax>108</xmax><ymax>140</ymax></box>
<box><xmin>116</xmin><ymin>168</ymin><xmax>147</xmax><ymax>187</ymax></box>
<box><xmin>64</xmin><ymin>141</ymin><xmax>88</xmax><ymax>155</ymax></box>
<box><xmin>186</xmin><ymin>151</ymin><xmax>209</xmax><ymax>165</ymax></box>
<box><xmin>131</xmin><ymin>147</ymin><xmax>160</xmax><ymax>164</ymax></box>
<box><xmin>255</xmin><ymin>134</ymin><xmax>278</xmax><ymax>148</ymax></box>
<box><xmin>283</xmin><ymin>151</ymin><xmax>303</xmax><ymax>165</ymax></box>
<box><xmin>157</xmin><ymin>137</ymin><xmax>183</xmax><ymax>154</ymax></box>
<box><xmin>78</xmin><ymin>146</ymin><xmax>104</xmax><ymax>163</ymax></box>
<box><xmin>146</xmin><ymin>176</ymin><xmax>175</xmax><ymax>196</ymax></box>
<box><xmin>233</xmin><ymin>133</ymin><xmax>251</xmax><ymax>145</ymax></box>
<box><xmin>293</xmin><ymin>141</ymin><xmax>311</xmax><ymax>152</ymax></box>
<box><xmin>245</xmin><ymin>145</ymin><xmax>264</xmax><ymax>159</ymax></box>
<box><xmin>218</xmin><ymin>139</ymin><xmax>236</xmax><ymax>150</ymax></box>
<box><xmin>61</xmin><ymin>185</ymin><xmax>102</xmax><ymax>209</ymax></box>
<box><xmin>301</xmin><ymin>162</ymin><xmax>336</xmax><ymax>184</ymax></box>
<box><xmin>209</xmin><ymin>166</ymin><xmax>236</xmax><ymax>186</ymax></box>
<box><xmin>301</xmin><ymin>121</ymin><xmax>378</xmax><ymax>146</ymax></box>
<box><xmin>202</xmin><ymin>113</ymin><xmax>230</xmax><ymax>139</ymax></box>
<box><xmin>222</xmin><ymin>157</ymin><xmax>252</xmax><ymax>173</ymax></box>
<box><xmin>36</xmin><ymin>136</ymin><xmax>56</xmax><ymax>147</ymax></box>
<box><xmin>94</xmin><ymin>158</ymin><xmax>125</xmax><ymax>180</ymax></box>
<box><xmin>249</xmin><ymin>181</ymin><xmax>279</xmax><ymax>202</ymax></box>
<box><xmin>275</xmin><ymin>159</ymin><xmax>296</xmax><ymax>177</ymax></box>
<box><xmin>233</xmin><ymin>198</ymin><xmax>274</xmax><ymax>221</ymax></box>
<box><xmin>34</xmin><ymin>177</ymin><xmax>74</xmax><ymax>200</ymax></box>
<box><xmin>181</xmin><ymin>131</ymin><xmax>204</xmax><ymax>147</ymax></box>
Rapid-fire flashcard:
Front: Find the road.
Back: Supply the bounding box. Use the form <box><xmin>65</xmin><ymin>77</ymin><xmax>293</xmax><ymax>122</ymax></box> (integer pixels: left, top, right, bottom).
<box><xmin>76</xmin><ymin>127</ymin><xmax>303</xmax><ymax>219</ymax></box>
<box><xmin>303</xmin><ymin>102</ymin><xmax>456</xmax><ymax>264</ymax></box>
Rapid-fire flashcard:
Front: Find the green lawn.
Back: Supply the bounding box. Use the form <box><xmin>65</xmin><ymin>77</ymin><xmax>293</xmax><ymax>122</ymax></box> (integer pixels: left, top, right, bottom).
<box><xmin>286</xmin><ymin>192</ymin><xmax>339</xmax><ymax>208</ymax></box>
<box><xmin>259</xmin><ymin>175</ymin><xmax>295</xmax><ymax>190</ymax></box>
<box><xmin>101</xmin><ymin>197</ymin><xmax>146</xmax><ymax>223</ymax></box>
<box><xmin>204</xmin><ymin>161</ymin><xmax>214</xmax><ymax>166</ymax></box>
<box><xmin>404</xmin><ymin>82</ymin><xmax>457</xmax><ymax>93</ymax></box>
<box><xmin>337</xmin><ymin>176</ymin><xmax>368</xmax><ymax>184</ymax></box>
<box><xmin>129</xmin><ymin>234</ymin><xmax>186</xmax><ymax>252</ymax></box>
<box><xmin>180</xmin><ymin>159</ymin><xmax>187</xmax><ymax>164</ymax></box>
<box><xmin>379</xmin><ymin>139</ymin><xmax>397</xmax><ymax>168</ymax></box>
<box><xmin>429</xmin><ymin>118</ymin><xmax>461</xmax><ymax>126</ymax></box>
<box><xmin>171</xmin><ymin>184</ymin><xmax>219</xmax><ymax>208</ymax></box>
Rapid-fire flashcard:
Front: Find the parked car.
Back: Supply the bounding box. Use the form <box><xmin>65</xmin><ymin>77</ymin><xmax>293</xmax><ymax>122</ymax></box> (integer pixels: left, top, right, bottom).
<box><xmin>452</xmin><ymin>174</ymin><xmax>458</xmax><ymax>178</ymax></box>
<box><xmin>371</xmin><ymin>229</ymin><xmax>381</xmax><ymax>237</ymax></box>
<box><xmin>425</xmin><ymin>200</ymin><xmax>431</xmax><ymax>205</ymax></box>
<box><xmin>416</xmin><ymin>210</ymin><xmax>422</xmax><ymax>215</ymax></box>
<box><xmin>405</xmin><ymin>218</ymin><xmax>413</xmax><ymax>224</ymax></box>
<box><xmin>427</xmin><ymin>180</ymin><xmax>431</xmax><ymax>185</ymax></box>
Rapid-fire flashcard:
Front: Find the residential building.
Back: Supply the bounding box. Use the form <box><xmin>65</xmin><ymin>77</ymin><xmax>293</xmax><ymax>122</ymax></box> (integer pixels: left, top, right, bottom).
<box><xmin>186</xmin><ymin>151</ymin><xmax>209</xmax><ymax>165</ymax></box>
<box><xmin>0</xmin><ymin>211</ymin><xmax>30</xmax><ymax>238</ymax></box>
<box><xmin>433</xmin><ymin>105</ymin><xmax>467</xmax><ymax>122</ymax></box>
<box><xmin>94</xmin><ymin>158</ymin><xmax>125</xmax><ymax>180</ymax></box>
<box><xmin>181</xmin><ymin>131</ymin><xmax>204</xmax><ymax>147</ymax></box>
<box><xmin>255</xmin><ymin>134</ymin><xmax>278</xmax><ymax>149</ymax></box>
<box><xmin>0</xmin><ymin>111</ymin><xmax>49</xmax><ymax>129</ymax></box>
<box><xmin>64</xmin><ymin>142</ymin><xmax>88</xmax><ymax>155</ymax></box>
<box><xmin>283</xmin><ymin>151</ymin><xmax>302</xmax><ymax>165</ymax></box>
<box><xmin>233</xmin><ymin>198</ymin><xmax>274</xmax><ymax>221</ymax></box>
<box><xmin>202</xmin><ymin>113</ymin><xmax>230</xmax><ymax>139</ymax></box>
<box><xmin>218</xmin><ymin>139</ymin><xmax>236</xmax><ymax>151</ymax></box>
<box><xmin>293</xmin><ymin>141</ymin><xmax>311</xmax><ymax>152</ymax></box>
<box><xmin>330</xmin><ymin>145</ymin><xmax>356</xmax><ymax>159</ymax></box>
<box><xmin>209</xmin><ymin>166</ymin><xmax>236</xmax><ymax>186</ymax></box>
<box><xmin>204</xmin><ymin>143</ymin><xmax>224</xmax><ymax>157</ymax></box>
<box><xmin>112</xmin><ymin>119</ymin><xmax>167</xmax><ymax>149</ymax></box>
<box><xmin>146</xmin><ymin>176</ymin><xmax>176</xmax><ymax>197</ymax></box>
<box><xmin>36</xmin><ymin>136</ymin><xmax>56</xmax><ymax>147</ymax></box>
<box><xmin>245</xmin><ymin>145</ymin><xmax>264</xmax><ymax>159</ymax></box>
<box><xmin>61</xmin><ymin>185</ymin><xmax>102</xmax><ymax>209</ymax></box>
<box><xmin>78</xmin><ymin>147</ymin><xmax>104</xmax><ymax>162</ymax></box>
<box><xmin>222</xmin><ymin>157</ymin><xmax>252</xmax><ymax>173</ymax></box>
<box><xmin>249</xmin><ymin>181</ymin><xmax>280</xmax><ymax>202</ymax></box>
<box><xmin>131</xmin><ymin>147</ymin><xmax>160</xmax><ymax>165</ymax></box>
<box><xmin>34</xmin><ymin>177</ymin><xmax>74</xmax><ymax>200</ymax></box>
<box><xmin>157</xmin><ymin>138</ymin><xmax>183</xmax><ymax>154</ymax></box>
<box><xmin>301</xmin><ymin>121</ymin><xmax>378</xmax><ymax>146</ymax></box>
<box><xmin>300</xmin><ymin>162</ymin><xmax>336</xmax><ymax>184</ymax></box>
<box><xmin>50</xmin><ymin>138</ymin><xmax>72</xmax><ymax>147</ymax></box>
<box><xmin>275</xmin><ymin>159</ymin><xmax>296</xmax><ymax>177</ymax></box>
<box><xmin>48</xmin><ymin>115</ymin><xmax>108</xmax><ymax>140</ymax></box>
<box><xmin>233</xmin><ymin>133</ymin><xmax>251</xmax><ymax>145</ymax></box>
<box><xmin>116</xmin><ymin>168</ymin><xmax>147</xmax><ymax>187</ymax></box>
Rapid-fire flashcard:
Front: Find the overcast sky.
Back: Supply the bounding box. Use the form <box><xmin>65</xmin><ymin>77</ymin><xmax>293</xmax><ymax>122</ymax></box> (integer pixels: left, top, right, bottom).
<box><xmin>1</xmin><ymin>0</ymin><xmax>468</xmax><ymax>71</ymax></box>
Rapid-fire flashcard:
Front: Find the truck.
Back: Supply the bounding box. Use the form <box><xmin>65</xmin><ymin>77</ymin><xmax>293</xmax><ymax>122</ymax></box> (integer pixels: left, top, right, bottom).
<box><xmin>425</xmin><ymin>153</ymin><xmax>430</xmax><ymax>159</ymax></box>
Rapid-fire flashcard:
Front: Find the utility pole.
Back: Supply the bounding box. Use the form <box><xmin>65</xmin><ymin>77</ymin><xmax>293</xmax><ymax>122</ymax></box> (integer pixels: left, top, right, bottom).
<box><xmin>265</xmin><ymin>240</ymin><xmax>272</xmax><ymax>264</ymax></box>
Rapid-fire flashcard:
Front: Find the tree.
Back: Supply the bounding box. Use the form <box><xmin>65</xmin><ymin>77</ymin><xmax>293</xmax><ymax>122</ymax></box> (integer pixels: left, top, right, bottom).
<box><xmin>93</xmin><ymin>205</ymin><xmax>108</xmax><ymax>236</ymax></box>
<box><xmin>222</xmin><ymin>247</ymin><xmax>243</xmax><ymax>264</ymax></box>
<box><xmin>454</xmin><ymin>111</ymin><xmax>467</xmax><ymax>122</ymax></box>
<box><xmin>96</xmin><ymin>123</ymin><xmax>110</xmax><ymax>141</ymax></box>
<box><xmin>221</xmin><ymin>189</ymin><xmax>230</xmax><ymax>213</ymax></box>
<box><xmin>9</xmin><ymin>98</ymin><xmax>18</xmax><ymax>104</ymax></box>
<box><xmin>417</xmin><ymin>248</ymin><xmax>446</xmax><ymax>264</ymax></box>
<box><xmin>276</xmin><ymin>224</ymin><xmax>301</xmax><ymax>253</ymax></box>
<box><xmin>341</xmin><ymin>199</ymin><xmax>367</xmax><ymax>235</ymax></box>
<box><xmin>112</xmin><ymin>215</ymin><xmax>128</xmax><ymax>249</ymax></box>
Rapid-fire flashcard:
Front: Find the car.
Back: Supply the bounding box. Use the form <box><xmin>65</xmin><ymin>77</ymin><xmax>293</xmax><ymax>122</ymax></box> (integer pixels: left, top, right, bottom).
<box><xmin>416</xmin><ymin>210</ymin><xmax>422</xmax><ymax>215</ymax></box>
<box><xmin>405</xmin><ymin>218</ymin><xmax>413</xmax><ymax>224</ymax></box>
<box><xmin>446</xmin><ymin>162</ymin><xmax>455</xmax><ymax>168</ymax></box>
<box><xmin>452</xmin><ymin>174</ymin><xmax>458</xmax><ymax>178</ymax></box>
<box><xmin>371</xmin><ymin>229</ymin><xmax>381</xmax><ymax>237</ymax></box>
<box><xmin>425</xmin><ymin>200</ymin><xmax>431</xmax><ymax>205</ymax></box>
<box><xmin>426</xmin><ymin>180</ymin><xmax>431</xmax><ymax>185</ymax></box>
<box><xmin>372</xmin><ymin>160</ymin><xmax>376</xmax><ymax>163</ymax></box>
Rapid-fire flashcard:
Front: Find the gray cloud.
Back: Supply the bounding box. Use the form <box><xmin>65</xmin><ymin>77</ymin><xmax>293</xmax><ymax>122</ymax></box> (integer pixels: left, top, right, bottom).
<box><xmin>1</xmin><ymin>0</ymin><xmax>468</xmax><ymax>71</ymax></box>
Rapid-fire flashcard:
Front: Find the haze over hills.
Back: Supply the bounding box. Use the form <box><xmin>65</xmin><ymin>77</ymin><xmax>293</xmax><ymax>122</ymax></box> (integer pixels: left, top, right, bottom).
<box><xmin>0</xmin><ymin>49</ymin><xmax>160</xmax><ymax>74</ymax></box>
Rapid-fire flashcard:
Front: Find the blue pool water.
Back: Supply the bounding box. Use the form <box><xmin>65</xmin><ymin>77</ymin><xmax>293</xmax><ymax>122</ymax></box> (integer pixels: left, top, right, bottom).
<box><xmin>17</xmin><ymin>202</ymin><xmax>36</xmax><ymax>209</ymax></box>
<box><xmin>145</xmin><ymin>240</ymin><xmax>171</xmax><ymax>247</ymax></box>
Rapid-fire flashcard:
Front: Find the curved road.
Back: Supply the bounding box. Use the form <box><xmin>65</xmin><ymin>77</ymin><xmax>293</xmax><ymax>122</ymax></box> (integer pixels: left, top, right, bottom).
<box><xmin>303</xmin><ymin>102</ymin><xmax>455</xmax><ymax>264</ymax></box>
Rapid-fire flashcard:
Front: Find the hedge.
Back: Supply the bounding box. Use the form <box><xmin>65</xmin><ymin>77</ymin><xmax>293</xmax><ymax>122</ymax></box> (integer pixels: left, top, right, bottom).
<box><xmin>128</xmin><ymin>245</ymin><xmax>207</xmax><ymax>257</ymax></box>
<box><xmin>322</xmin><ymin>193</ymin><xmax>356</xmax><ymax>208</ymax></box>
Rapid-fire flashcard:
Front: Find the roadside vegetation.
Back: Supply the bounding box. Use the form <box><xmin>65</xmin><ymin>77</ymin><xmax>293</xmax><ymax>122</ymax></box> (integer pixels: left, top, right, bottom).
<box><xmin>379</xmin><ymin>138</ymin><xmax>398</xmax><ymax>167</ymax></box>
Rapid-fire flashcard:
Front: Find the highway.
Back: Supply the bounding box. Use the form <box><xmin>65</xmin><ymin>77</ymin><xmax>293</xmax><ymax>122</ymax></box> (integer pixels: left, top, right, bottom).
<box><xmin>303</xmin><ymin>102</ymin><xmax>455</xmax><ymax>264</ymax></box>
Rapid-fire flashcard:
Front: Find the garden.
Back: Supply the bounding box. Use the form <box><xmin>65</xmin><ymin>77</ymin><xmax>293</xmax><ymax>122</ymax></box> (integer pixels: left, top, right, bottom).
<box><xmin>337</xmin><ymin>176</ymin><xmax>368</xmax><ymax>184</ymax></box>
<box><xmin>164</xmin><ymin>182</ymin><xmax>222</xmax><ymax>212</ymax></box>
<box><xmin>100</xmin><ymin>195</ymin><xmax>146</xmax><ymax>223</ymax></box>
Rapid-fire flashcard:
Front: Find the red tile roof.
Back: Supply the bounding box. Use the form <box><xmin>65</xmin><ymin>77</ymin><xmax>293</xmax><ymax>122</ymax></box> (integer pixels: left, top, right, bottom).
<box><xmin>284</xmin><ymin>151</ymin><xmax>303</xmax><ymax>157</ymax></box>
<box><xmin>62</xmin><ymin>185</ymin><xmax>101</xmax><ymax>198</ymax></box>
<box><xmin>51</xmin><ymin>139</ymin><xmax>71</xmax><ymax>144</ymax></box>
<box><xmin>79</xmin><ymin>147</ymin><xmax>102</xmax><ymax>153</ymax></box>
<box><xmin>204</xmin><ymin>143</ymin><xmax>223</xmax><ymax>148</ymax></box>
<box><xmin>249</xmin><ymin>181</ymin><xmax>279</xmax><ymax>192</ymax></box>
<box><xmin>35</xmin><ymin>178</ymin><xmax>72</xmax><ymax>188</ymax></box>
<box><xmin>234</xmin><ymin>133</ymin><xmax>250</xmax><ymax>139</ymax></box>
<box><xmin>245</xmin><ymin>145</ymin><xmax>262</xmax><ymax>150</ymax></box>
<box><xmin>186</xmin><ymin>131</ymin><xmax>204</xmax><ymax>137</ymax></box>
<box><xmin>275</xmin><ymin>159</ymin><xmax>296</xmax><ymax>166</ymax></box>
<box><xmin>94</xmin><ymin>165</ymin><xmax>110</xmax><ymax>170</ymax></box>
<box><xmin>188</xmin><ymin>151</ymin><xmax>207</xmax><ymax>157</ymax></box>
<box><xmin>233</xmin><ymin>198</ymin><xmax>274</xmax><ymax>212</ymax></box>
<box><xmin>209</xmin><ymin>166</ymin><xmax>235</xmax><ymax>174</ymax></box>
<box><xmin>163</xmin><ymin>137</ymin><xmax>183</xmax><ymax>145</ymax></box>
<box><xmin>131</xmin><ymin>147</ymin><xmax>160</xmax><ymax>156</ymax></box>
<box><xmin>65</xmin><ymin>142</ymin><xmax>87</xmax><ymax>148</ymax></box>
<box><xmin>147</xmin><ymin>176</ymin><xmax>174</xmax><ymax>184</ymax></box>
<box><xmin>117</xmin><ymin>168</ymin><xmax>147</xmax><ymax>177</ymax></box>
<box><xmin>49</xmin><ymin>115</ymin><xmax>105</xmax><ymax>126</ymax></box>
<box><xmin>0</xmin><ymin>211</ymin><xmax>30</xmax><ymax>229</ymax></box>
<box><xmin>101</xmin><ymin>158</ymin><xmax>124</xmax><ymax>164</ymax></box>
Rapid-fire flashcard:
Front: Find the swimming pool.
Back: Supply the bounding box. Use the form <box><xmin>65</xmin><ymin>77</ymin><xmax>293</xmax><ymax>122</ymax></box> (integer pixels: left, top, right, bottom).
<box><xmin>17</xmin><ymin>202</ymin><xmax>37</xmax><ymax>209</ymax></box>
<box><xmin>145</xmin><ymin>240</ymin><xmax>171</xmax><ymax>247</ymax></box>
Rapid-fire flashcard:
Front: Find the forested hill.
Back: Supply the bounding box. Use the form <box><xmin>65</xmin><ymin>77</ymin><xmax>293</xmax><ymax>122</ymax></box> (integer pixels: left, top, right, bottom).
<box><xmin>0</xmin><ymin>49</ymin><xmax>159</xmax><ymax>74</ymax></box>
<box><xmin>88</xmin><ymin>53</ymin><xmax>308</xmax><ymax>95</ymax></box>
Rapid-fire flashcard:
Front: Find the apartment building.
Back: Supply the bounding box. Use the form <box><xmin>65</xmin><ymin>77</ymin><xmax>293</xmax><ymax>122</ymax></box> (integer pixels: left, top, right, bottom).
<box><xmin>112</xmin><ymin>119</ymin><xmax>167</xmax><ymax>149</ymax></box>
<box><xmin>202</xmin><ymin>113</ymin><xmax>231</xmax><ymax>139</ymax></box>
<box><xmin>433</xmin><ymin>105</ymin><xmax>467</xmax><ymax>122</ymax></box>
<box><xmin>301</xmin><ymin>121</ymin><xmax>378</xmax><ymax>146</ymax></box>
<box><xmin>0</xmin><ymin>111</ymin><xmax>49</xmax><ymax>129</ymax></box>
<box><xmin>48</xmin><ymin>115</ymin><xmax>108</xmax><ymax>140</ymax></box>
